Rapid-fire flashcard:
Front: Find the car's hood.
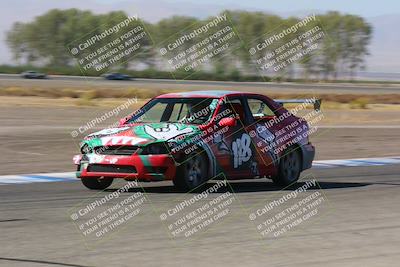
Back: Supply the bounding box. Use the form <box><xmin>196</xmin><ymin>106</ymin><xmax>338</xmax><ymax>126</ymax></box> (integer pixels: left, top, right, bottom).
<box><xmin>82</xmin><ymin>123</ymin><xmax>200</xmax><ymax>147</ymax></box>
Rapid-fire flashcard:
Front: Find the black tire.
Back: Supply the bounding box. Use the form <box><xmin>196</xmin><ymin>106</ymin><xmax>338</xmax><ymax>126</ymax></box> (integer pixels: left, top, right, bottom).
<box><xmin>173</xmin><ymin>152</ymin><xmax>208</xmax><ymax>191</ymax></box>
<box><xmin>272</xmin><ymin>148</ymin><xmax>302</xmax><ymax>186</ymax></box>
<box><xmin>81</xmin><ymin>177</ymin><xmax>114</xmax><ymax>190</ymax></box>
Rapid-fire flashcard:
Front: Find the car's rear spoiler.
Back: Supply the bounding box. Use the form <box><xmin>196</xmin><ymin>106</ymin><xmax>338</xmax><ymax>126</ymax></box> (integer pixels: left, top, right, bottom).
<box><xmin>274</xmin><ymin>98</ymin><xmax>322</xmax><ymax>111</ymax></box>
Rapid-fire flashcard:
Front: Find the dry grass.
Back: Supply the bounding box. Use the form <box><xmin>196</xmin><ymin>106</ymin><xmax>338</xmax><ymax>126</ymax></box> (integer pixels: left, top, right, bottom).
<box><xmin>0</xmin><ymin>96</ymin><xmax>398</xmax><ymax>126</ymax></box>
<box><xmin>0</xmin><ymin>86</ymin><xmax>170</xmax><ymax>100</ymax></box>
<box><xmin>1</xmin><ymin>86</ymin><xmax>400</xmax><ymax>108</ymax></box>
<box><xmin>0</xmin><ymin>96</ymin><xmax>147</xmax><ymax>108</ymax></box>
<box><xmin>266</xmin><ymin>93</ymin><xmax>400</xmax><ymax>105</ymax></box>
<box><xmin>349</xmin><ymin>97</ymin><xmax>369</xmax><ymax>109</ymax></box>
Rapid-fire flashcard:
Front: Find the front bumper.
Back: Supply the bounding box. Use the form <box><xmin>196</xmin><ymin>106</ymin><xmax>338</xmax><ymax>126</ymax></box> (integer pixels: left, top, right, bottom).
<box><xmin>73</xmin><ymin>154</ymin><xmax>177</xmax><ymax>181</ymax></box>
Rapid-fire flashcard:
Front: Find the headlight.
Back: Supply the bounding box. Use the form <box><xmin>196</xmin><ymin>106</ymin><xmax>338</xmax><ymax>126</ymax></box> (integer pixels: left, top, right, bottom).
<box><xmin>80</xmin><ymin>144</ymin><xmax>93</xmax><ymax>154</ymax></box>
<box><xmin>141</xmin><ymin>143</ymin><xmax>169</xmax><ymax>155</ymax></box>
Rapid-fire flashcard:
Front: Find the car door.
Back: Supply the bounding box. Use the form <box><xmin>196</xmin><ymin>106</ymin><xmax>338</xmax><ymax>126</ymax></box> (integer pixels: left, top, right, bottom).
<box><xmin>242</xmin><ymin>95</ymin><xmax>283</xmax><ymax>177</ymax></box>
<box><xmin>208</xmin><ymin>96</ymin><xmax>258</xmax><ymax>179</ymax></box>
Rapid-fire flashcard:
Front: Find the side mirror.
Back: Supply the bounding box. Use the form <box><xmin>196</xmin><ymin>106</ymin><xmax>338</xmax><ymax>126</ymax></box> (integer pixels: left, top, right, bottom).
<box><xmin>218</xmin><ymin>117</ymin><xmax>236</xmax><ymax>127</ymax></box>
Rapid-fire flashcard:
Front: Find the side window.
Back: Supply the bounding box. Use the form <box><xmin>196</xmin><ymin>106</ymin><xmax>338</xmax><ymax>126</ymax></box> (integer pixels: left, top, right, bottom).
<box><xmin>247</xmin><ymin>98</ymin><xmax>276</xmax><ymax>119</ymax></box>
<box><xmin>220</xmin><ymin>98</ymin><xmax>246</xmax><ymax>123</ymax></box>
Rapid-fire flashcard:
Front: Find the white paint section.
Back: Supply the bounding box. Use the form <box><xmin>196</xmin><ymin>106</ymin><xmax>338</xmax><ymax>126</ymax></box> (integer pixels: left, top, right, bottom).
<box><xmin>144</xmin><ymin>124</ymin><xmax>193</xmax><ymax>140</ymax></box>
<box><xmin>0</xmin><ymin>172</ymin><xmax>76</xmax><ymax>185</ymax></box>
<box><xmin>101</xmin><ymin>136</ymin><xmax>147</xmax><ymax>146</ymax></box>
<box><xmin>0</xmin><ymin>156</ymin><xmax>399</xmax><ymax>185</ymax></box>
<box><xmin>232</xmin><ymin>133</ymin><xmax>252</xmax><ymax>168</ymax></box>
<box><xmin>87</xmin><ymin>127</ymin><xmax>130</xmax><ymax>138</ymax></box>
<box><xmin>312</xmin><ymin>156</ymin><xmax>400</xmax><ymax>168</ymax></box>
<box><xmin>316</xmin><ymin>125</ymin><xmax>400</xmax><ymax>129</ymax></box>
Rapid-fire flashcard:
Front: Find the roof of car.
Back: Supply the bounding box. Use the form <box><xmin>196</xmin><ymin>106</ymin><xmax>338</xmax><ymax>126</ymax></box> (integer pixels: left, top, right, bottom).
<box><xmin>157</xmin><ymin>90</ymin><xmax>245</xmax><ymax>98</ymax></box>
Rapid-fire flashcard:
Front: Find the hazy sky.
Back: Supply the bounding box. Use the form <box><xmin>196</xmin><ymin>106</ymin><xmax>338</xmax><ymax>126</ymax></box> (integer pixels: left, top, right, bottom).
<box><xmin>0</xmin><ymin>0</ymin><xmax>399</xmax><ymax>72</ymax></box>
<box><xmin>95</xmin><ymin>0</ymin><xmax>400</xmax><ymax>17</ymax></box>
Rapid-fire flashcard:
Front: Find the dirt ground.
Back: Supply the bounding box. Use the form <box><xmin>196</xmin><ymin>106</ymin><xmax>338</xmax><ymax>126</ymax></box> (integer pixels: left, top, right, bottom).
<box><xmin>0</xmin><ymin>103</ymin><xmax>399</xmax><ymax>175</ymax></box>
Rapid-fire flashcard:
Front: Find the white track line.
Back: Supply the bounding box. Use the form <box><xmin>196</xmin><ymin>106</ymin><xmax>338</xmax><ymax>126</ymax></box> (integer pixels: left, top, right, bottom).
<box><xmin>317</xmin><ymin>125</ymin><xmax>400</xmax><ymax>129</ymax></box>
<box><xmin>0</xmin><ymin>172</ymin><xmax>76</xmax><ymax>185</ymax></box>
<box><xmin>0</xmin><ymin>156</ymin><xmax>399</xmax><ymax>185</ymax></box>
<box><xmin>312</xmin><ymin>156</ymin><xmax>400</xmax><ymax>168</ymax></box>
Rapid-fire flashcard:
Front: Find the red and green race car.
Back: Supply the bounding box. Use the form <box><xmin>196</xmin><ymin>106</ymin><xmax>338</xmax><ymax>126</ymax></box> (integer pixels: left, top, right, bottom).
<box><xmin>73</xmin><ymin>90</ymin><xmax>318</xmax><ymax>190</ymax></box>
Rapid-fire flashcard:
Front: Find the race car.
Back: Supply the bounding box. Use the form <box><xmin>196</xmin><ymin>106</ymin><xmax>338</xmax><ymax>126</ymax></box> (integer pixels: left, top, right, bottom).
<box><xmin>21</xmin><ymin>70</ymin><xmax>47</xmax><ymax>79</ymax></box>
<box><xmin>73</xmin><ymin>90</ymin><xmax>318</xmax><ymax>190</ymax></box>
<box><xmin>101</xmin><ymin>72</ymin><xmax>131</xmax><ymax>80</ymax></box>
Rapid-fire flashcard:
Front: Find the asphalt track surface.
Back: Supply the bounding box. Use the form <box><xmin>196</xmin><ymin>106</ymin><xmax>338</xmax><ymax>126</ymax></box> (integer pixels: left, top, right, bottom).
<box><xmin>1</xmin><ymin>74</ymin><xmax>400</xmax><ymax>94</ymax></box>
<box><xmin>1</xmin><ymin>77</ymin><xmax>399</xmax><ymax>266</ymax></box>
<box><xmin>1</xmin><ymin>163</ymin><xmax>400</xmax><ymax>267</ymax></box>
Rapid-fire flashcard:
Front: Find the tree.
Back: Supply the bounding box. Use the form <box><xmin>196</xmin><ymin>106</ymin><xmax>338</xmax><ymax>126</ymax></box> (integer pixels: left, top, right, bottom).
<box><xmin>6</xmin><ymin>9</ymin><xmax>372</xmax><ymax>81</ymax></box>
<box><xmin>342</xmin><ymin>15</ymin><xmax>372</xmax><ymax>79</ymax></box>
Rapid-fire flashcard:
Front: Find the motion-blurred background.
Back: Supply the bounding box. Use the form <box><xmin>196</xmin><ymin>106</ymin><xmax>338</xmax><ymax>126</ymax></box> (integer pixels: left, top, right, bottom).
<box><xmin>0</xmin><ymin>0</ymin><xmax>400</xmax><ymax>80</ymax></box>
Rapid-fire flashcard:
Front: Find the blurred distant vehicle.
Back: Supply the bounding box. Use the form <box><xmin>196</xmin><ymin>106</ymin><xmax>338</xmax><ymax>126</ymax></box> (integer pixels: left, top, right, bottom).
<box><xmin>102</xmin><ymin>73</ymin><xmax>131</xmax><ymax>80</ymax></box>
<box><xmin>21</xmin><ymin>70</ymin><xmax>47</xmax><ymax>79</ymax></box>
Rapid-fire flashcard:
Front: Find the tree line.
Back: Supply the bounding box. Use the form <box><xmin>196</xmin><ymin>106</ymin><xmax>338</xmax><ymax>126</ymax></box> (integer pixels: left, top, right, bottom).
<box><xmin>6</xmin><ymin>9</ymin><xmax>372</xmax><ymax>81</ymax></box>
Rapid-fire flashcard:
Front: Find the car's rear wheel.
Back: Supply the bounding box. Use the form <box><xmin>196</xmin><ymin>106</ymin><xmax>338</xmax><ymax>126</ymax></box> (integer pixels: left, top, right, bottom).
<box><xmin>273</xmin><ymin>148</ymin><xmax>301</xmax><ymax>186</ymax></box>
<box><xmin>81</xmin><ymin>177</ymin><xmax>114</xmax><ymax>190</ymax></box>
<box><xmin>174</xmin><ymin>152</ymin><xmax>208</xmax><ymax>191</ymax></box>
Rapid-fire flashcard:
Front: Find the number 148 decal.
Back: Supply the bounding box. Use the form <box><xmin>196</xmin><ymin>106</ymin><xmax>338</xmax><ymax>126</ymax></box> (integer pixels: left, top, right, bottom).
<box><xmin>232</xmin><ymin>133</ymin><xmax>252</xmax><ymax>168</ymax></box>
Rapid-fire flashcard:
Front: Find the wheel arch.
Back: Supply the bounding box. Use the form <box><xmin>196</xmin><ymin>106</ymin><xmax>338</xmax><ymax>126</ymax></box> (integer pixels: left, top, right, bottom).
<box><xmin>292</xmin><ymin>143</ymin><xmax>315</xmax><ymax>171</ymax></box>
<box><xmin>283</xmin><ymin>143</ymin><xmax>304</xmax><ymax>169</ymax></box>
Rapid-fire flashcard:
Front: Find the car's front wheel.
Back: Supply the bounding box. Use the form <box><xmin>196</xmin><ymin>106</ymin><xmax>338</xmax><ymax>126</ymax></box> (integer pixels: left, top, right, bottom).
<box><xmin>81</xmin><ymin>177</ymin><xmax>113</xmax><ymax>190</ymax></box>
<box><xmin>273</xmin><ymin>148</ymin><xmax>301</xmax><ymax>186</ymax></box>
<box><xmin>174</xmin><ymin>152</ymin><xmax>208</xmax><ymax>191</ymax></box>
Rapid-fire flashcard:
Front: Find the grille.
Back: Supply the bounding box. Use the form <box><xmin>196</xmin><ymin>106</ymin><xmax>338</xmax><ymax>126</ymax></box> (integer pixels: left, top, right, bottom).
<box><xmin>87</xmin><ymin>164</ymin><xmax>137</xmax><ymax>173</ymax></box>
<box><xmin>94</xmin><ymin>146</ymin><xmax>138</xmax><ymax>155</ymax></box>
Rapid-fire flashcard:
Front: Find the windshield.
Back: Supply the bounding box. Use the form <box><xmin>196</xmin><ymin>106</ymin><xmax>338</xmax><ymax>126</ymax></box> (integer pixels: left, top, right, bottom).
<box><xmin>127</xmin><ymin>97</ymin><xmax>219</xmax><ymax>124</ymax></box>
